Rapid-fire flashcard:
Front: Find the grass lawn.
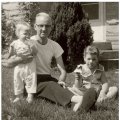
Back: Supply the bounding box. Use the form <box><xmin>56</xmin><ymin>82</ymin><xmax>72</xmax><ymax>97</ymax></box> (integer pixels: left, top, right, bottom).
<box><xmin>2</xmin><ymin>67</ymin><xmax>119</xmax><ymax>120</ymax></box>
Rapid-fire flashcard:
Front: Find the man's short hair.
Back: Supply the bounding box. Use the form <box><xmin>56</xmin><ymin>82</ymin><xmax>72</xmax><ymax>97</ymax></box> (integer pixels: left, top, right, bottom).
<box><xmin>35</xmin><ymin>12</ymin><xmax>52</xmax><ymax>24</ymax></box>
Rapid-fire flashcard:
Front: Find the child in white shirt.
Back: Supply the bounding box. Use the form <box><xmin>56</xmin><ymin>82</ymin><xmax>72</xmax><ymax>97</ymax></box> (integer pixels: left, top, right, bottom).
<box><xmin>2</xmin><ymin>22</ymin><xmax>37</xmax><ymax>103</ymax></box>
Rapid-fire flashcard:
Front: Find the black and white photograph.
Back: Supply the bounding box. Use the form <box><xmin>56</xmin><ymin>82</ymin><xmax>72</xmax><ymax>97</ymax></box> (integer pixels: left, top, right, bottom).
<box><xmin>2</xmin><ymin>2</ymin><xmax>119</xmax><ymax>120</ymax></box>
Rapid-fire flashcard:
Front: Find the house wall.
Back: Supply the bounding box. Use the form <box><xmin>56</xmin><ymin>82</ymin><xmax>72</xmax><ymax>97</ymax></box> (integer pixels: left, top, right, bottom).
<box><xmin>106</xmin><ymin>2</ymin><xmax>119</xmax><ymax>20</ymax></box>
<box><xmin>88</xmin><ymin>2</ymin><xmax>119</xmax><ymax>44</ymax></box>
<box><xmin>89</xmin><ymin>3</ymin><xmax>106</xmax><ymax>42</ymax></box>
<box><xmin>106</xmin><ymin>2</ymin><xmax>119</xmax><ymax>50</ymax></box>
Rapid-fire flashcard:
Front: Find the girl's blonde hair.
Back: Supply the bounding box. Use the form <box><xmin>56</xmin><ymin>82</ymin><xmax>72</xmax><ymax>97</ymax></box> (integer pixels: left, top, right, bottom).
<box><xmin>84</xmin><ymin>45</ymin><xmax>100</xmax><ymax>57</ymax></box>
<box><xmin>15</xmin><ymin>21</ymin><xmax>31</xmax><ymax>37</ymax></box>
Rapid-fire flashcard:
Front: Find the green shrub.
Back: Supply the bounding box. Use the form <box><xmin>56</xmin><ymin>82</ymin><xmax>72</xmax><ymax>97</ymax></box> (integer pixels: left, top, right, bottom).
<box><xmin>2</xmin><ymin>8</ymin><xmax>16</xmax><ymax>50</ymax></box>
<box><xmin>50</xmin><ymin>2</ymin><xmax>93</xmax><ymax>72</ymax></box>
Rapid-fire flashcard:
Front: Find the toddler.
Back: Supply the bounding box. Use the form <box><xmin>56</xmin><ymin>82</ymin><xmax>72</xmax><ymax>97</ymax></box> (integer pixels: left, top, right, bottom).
<box><xmin>2</xmin><ymin>22</ymin><xmax>37</xmax><ymax>103</ymax></box>
<box><xmin>69</xmin><ymin>45</ymin><xmax>118</xmax><ymax>103</ymax></box>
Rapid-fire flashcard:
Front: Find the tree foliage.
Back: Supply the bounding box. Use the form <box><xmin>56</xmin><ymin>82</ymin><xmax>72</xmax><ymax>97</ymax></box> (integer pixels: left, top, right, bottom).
<box><xmin>2</xmin><ymin>8</ymin><xmax>16</xmax><ymax>50</ymax></box>
<box><xmin>2</xmin><ymin>2</ymin><xmax>44</xmax><ymax>49</ymax></box>
<box><xmin>50</xmin><ymin>2</ymin><xmax>93</xmax><ymax>71</ymax></box>
<box><xmin>2</xmin><ymin>8</ymin><xmax>6</xmax><ymax>49</ymax></box>
<box><xmin>18</xmin><ymin>2</ymin><xmax>53</xmax><ymax>37</ymax></box>
<box><xmin>19</xmin><ymin>2</ymin><xmax>52</xmax><ymax>27</ymax></box>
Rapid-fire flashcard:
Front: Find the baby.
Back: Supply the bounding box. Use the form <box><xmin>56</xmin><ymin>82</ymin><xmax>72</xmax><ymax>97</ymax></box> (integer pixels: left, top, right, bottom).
<box><xmin>2</xmin><ymin>22</ymin><xmax>37</xmax><ymax>103</ymax></box>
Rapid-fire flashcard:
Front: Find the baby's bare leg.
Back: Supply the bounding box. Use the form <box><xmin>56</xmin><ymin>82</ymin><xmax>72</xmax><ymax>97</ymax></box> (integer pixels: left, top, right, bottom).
<box><xmin>68</xmin><ymin>86</ymin><xmax>84</xmax><ymax>96</ymax></box>
<box><xmin>12</xmin><ymin>93</ymin><xmax>24</xmax><ymax>103</ymax></box>
<box><xmin>71</xmin><ymin>95</ymin><xmax>83</xmax><ymax>112</ymax></box>
<box><xmin>71</xmin><ymin>88</ymin><xmax>97</xmax><ymax>112</ymax></box>
<box><xmin>26</xmin><ymin>93</ymin><xmax>34</xmax><ymax>103</ymax></box>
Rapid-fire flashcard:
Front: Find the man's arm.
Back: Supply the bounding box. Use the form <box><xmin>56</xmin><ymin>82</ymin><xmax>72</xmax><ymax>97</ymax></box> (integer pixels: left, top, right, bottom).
<box><xmin>56</xmin><ymin>56</ymin><xmax>66</xmax><ymax>88</ymax></box>
<box><xmin>11</xmin><ymin>55</ymin><xmax>33</xmax><ymax>67</ymax></box>
<box><xmin>28</xmin><ymin>40</ymin><xmax>38</xmax><ymax>56</ymax></box>
<box><xmin>6</xmin><ymin>46</ymin><xmax>14</xmax><ymax>59</ymax></box>
<box><xmin>2</xmin><ymin>54</ymin><xmax>33</xmax><ymax>68</ymax></box>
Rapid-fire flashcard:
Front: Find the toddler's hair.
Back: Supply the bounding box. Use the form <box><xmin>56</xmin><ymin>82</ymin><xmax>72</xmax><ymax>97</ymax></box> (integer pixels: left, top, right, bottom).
<box><xmin>84</xmin><ymin>45</ymin><xmax>100</xmax><ymax>57</ymax></box>
<box><xmin>15</xmin><ymin>21</ymin><xmax>31</xmax><ymax>37</ymax></box>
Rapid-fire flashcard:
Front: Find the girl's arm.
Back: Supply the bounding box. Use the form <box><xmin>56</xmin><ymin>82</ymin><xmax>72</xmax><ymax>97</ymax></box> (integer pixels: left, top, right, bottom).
<box><xmin>99</xmin><ymin>82</ymin><xmax>109</xmax><ymax>97</ymax></box>
<box><xmin>69</xmin><ymin>72</ymin><xmax>84</xmax><ymax>96</ymax></box>
<box><xmin>73</xmin><ymin>65</ymin><xmax>83</xmax><ymax>89</ymax></box>
<box><xmin>100</xmin><ymin>71</ymin><xmax>109</xmax><ymax>95</ymax></box>
<box><xmin>74</xmin><ymin>72</ymin><xmax>82</xmax><ymax>89</ymax></box>
<box><xmin>97</xmin><ymin>82</ymin><xmax>108</xmax><ymax>102</ymax></box>
<box><xmin>97</xmin><ymin>72</ymin><xmax>109</xmax><ymax>102</ymax></box>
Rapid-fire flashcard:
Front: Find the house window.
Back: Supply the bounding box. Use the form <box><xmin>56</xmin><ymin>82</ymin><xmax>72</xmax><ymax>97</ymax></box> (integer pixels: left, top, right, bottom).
<box><xmin>81</xmin><ymin>2</ymin><xmax>99</xmax><ymax>20</ymax></box>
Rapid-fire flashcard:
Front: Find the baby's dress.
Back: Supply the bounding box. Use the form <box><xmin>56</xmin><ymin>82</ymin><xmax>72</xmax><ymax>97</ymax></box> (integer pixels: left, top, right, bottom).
<box><xmin>11</xmin><ymin>39</ymin><xmax>37</xmax><ymax>95</ymax></box>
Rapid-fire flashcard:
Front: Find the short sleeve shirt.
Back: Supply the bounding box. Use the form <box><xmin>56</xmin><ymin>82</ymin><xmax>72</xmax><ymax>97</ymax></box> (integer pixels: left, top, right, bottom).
<box><xmin>31</xmin><ymin>36</ymin><xmax>64</xmax><ymax>74</ymax></box>
<box><xmin>74</xmin><ymin>64</ymin><xmax>107</xmax><ymax>88</ymax></box>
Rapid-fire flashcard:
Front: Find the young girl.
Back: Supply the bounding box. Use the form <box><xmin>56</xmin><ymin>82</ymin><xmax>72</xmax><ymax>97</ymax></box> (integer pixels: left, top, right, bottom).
<box><xmin>69</xmin><ymin>45</ymin><xmax>118</xmax><ymax>103</ymax></box>
<box><xmin>2</xmin><ymin>22</ymin><xmax>37</xmax><ymax>103</ymax></box>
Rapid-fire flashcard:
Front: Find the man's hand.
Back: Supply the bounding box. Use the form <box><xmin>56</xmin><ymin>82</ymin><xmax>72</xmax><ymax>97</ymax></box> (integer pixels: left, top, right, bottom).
<box><xmin>30</xmin><ymin>45</ymin><xmax>38</xmax><ymax>56</ymax></box>
<box><xmin>22</xmin><ymin>55</ymin><xmax>33</xmax><ymax>64</ymax></box>
<box><xmin>58</xmin><ymin>81</ymin><xmax>66</xmax><ymax>88</ymax></box>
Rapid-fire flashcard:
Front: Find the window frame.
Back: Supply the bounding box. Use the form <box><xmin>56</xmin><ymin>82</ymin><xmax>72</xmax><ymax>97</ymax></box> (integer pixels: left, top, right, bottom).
<box><xmin>82</xmin><ymin>2</ymin><xmax>103</xmax><ymax>23</ymax></box>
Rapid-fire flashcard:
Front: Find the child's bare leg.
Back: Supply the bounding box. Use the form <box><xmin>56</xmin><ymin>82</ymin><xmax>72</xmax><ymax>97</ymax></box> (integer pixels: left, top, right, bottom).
<box><xmin>26</xmin><ymin>93</ymin><xmax>34</xmax><ymax>103</ymax></box>
<box><xmin>71</xmin><ymin>88</ymin><xmax>97</xmax><ymax>112</ymax></box>
<box><xmin>12</xmin><ymin>93</ymin><xmax>24</xmax><ymax>103</ymax></box>
<box><xmin>71</xmin><ymin>95</ymin><xmax>83</xmax><ymax>112</ymax></box>
<box><xmin>68</xmin><ymin>86</ymin><xmax>84</xmax><ymax>96</ymax></box>
<box><xmin>94</xmin><ymin>85</ymin><xmax>102</xmax><ymax>100</ymax></box>
<box><xmin>106</xmin><ymin>86</ymin><xmax>118</xmax><ymax>99</ymax></box>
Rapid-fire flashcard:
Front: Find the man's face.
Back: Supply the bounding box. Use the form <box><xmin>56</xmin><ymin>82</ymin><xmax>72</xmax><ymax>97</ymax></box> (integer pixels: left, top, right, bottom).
<box><xmin>34</xmin><ymin>16</ymin><xmax>51</xmax><ymax>39</ymax></box>
<box><xmin>84</xmin><ymin>54</ymin><xmax>98</xmax><ymax>69</ymax></box>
